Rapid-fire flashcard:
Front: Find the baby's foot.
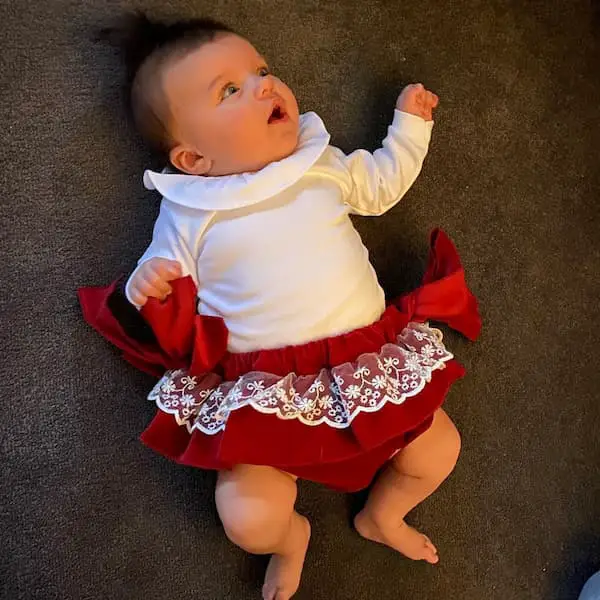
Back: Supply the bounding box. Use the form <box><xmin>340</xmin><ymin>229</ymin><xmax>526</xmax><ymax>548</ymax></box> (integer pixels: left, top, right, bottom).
<box><xmin>354</xmin><ymin>510</ymin><xmax>439</xmax><ymax>564</ymax></box>
<box><xmin>262</xmin><ymin>515</ymin><xmax>311</xmax><ymax>600</ymax></box>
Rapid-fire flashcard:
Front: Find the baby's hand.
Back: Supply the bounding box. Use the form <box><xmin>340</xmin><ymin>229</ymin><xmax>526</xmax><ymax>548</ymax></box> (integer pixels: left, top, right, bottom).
<box><xmin>396</xmin><ymin>83</ymin><xmax>439</xmax><ymax>121</ymax></box>
<box><xmin>128</xmin><ymin>258</ymin><xmax>182</xmax><ymax>306</ymax></box>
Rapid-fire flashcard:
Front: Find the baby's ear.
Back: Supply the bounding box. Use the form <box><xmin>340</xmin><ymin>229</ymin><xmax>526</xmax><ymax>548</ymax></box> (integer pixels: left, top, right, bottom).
<box><xmin>169</xmin><ymin>145</ymin><xmax>212</xmax><ymax>175</ymax></box>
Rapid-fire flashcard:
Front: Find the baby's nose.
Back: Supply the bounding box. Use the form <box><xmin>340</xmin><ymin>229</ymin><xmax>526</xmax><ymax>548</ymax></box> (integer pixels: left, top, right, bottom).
<box><xmin>255</xmin><ymin>75</ymin><xmax>274</xmax><ymax>98</ymax></box>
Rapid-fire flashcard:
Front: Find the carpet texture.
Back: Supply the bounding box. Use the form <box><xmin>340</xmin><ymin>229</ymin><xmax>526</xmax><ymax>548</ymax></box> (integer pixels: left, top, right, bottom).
<box><xmin>2</xmin><ymin>1</ymin><xmax>599</xmax><ymax>599</ymax></box>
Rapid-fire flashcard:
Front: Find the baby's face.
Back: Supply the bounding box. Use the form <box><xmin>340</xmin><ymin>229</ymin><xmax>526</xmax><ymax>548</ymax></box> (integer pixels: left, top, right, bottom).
<box><xmin>163</xmin><ymin>34</ymin><xmax>300</xmax><ymax>176</ymax></box>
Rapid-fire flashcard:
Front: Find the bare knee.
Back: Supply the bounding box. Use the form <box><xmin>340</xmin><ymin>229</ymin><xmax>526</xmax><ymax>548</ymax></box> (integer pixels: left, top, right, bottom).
<box><xmin>215</xmin><ymin>465</ymin><xmax>297</xmax><ymax>554</ymax></box>
<box><xmin>220</xmin><ymin>502</ymin><xmax>288</xmax><ymax>553</ymax></box>
<box><xmin>424</xmin><ymin>411</ymin><xmax>461</xmax><ymax>484</ymax></box>
<box><xmin>438</xmin><ymin>420</ymin><xmax>461</xmax><ymax>479</ymax></box>
<box><xmin>392</xmin><ymin>410</ymin><xmax>461</xmax><ymax>484</ymax></box>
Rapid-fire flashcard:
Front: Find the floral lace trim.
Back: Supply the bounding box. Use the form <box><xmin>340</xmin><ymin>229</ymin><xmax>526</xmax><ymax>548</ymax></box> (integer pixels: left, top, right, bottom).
<box><xmin>148</xmin><ymin>323</ymin><xmax>452</xmax><ymax>434</ymax></box>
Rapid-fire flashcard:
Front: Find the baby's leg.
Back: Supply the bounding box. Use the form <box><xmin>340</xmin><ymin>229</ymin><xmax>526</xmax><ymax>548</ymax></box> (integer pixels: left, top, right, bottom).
<box><xmin>355</xmin><ymin>409</ymin><xmax>461</xmax><ymax>564</ymax></box>
<box><xmin>216</xmin><ymin>464</ymin><xmax>310</xmax><ymax>600</ymax></box>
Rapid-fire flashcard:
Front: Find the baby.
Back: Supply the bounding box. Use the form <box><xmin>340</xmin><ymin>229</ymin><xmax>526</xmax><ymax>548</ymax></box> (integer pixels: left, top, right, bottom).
<box><xmin>89</xmin><ymin>14</ymin><xmax>480</xmax><ymax>600</ymax></box>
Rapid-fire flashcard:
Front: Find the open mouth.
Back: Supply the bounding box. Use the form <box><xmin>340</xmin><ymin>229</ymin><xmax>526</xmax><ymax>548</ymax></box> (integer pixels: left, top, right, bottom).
<box><xmin>268</xmin><ymin>103</ymin><xmax>288</xmax><ymax>124</ymax></box>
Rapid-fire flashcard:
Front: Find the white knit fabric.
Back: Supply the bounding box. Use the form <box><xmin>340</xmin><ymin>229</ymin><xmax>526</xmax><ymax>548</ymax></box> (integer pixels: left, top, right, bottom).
<box><xmin>126</xmin><ymin>110</ymin><xmax>433</xmax><ymax>352</ymax></box>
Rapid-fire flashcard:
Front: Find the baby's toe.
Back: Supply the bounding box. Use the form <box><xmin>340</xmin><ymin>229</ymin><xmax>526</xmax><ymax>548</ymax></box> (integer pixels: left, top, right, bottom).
<box><xmin>423</xmin><ymin>535</ymin><xmax>437</xmax><ymax>551</ymax></box>
<box><xmin>422</xmin><ymin>536</ymin><xmax>439</xmax><ymax>564</ymax></box>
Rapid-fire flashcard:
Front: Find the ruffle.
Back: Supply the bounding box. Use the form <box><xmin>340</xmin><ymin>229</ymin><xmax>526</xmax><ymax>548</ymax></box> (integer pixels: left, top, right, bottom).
<box><xmin>140</xmin><ymin>359</ymin><xmax>464</xmax><ymax>491</ymax></box>
<box><xmin>149</xmin><ymin>323</ymin><xmax>451</xmax><ymax>434</ymax></box>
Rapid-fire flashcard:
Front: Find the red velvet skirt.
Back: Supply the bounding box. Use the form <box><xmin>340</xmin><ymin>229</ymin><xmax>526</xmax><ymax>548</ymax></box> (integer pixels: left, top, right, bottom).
<box><xmin>79</xmin><ymin>229</ymin><xmax>481</xmax><ymax>492</ymax></box>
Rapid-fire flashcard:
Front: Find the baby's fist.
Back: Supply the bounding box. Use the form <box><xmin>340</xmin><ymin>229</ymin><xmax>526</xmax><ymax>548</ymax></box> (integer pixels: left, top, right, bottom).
<box><xmin>396</xmin><ymin>83</ymin><xmax>439</xmax><ymax>122</ymax></box>
<box><xmin>128</xmin><ymin>257</ymin><xmax>182</xmax><ymax>307</ymax></box>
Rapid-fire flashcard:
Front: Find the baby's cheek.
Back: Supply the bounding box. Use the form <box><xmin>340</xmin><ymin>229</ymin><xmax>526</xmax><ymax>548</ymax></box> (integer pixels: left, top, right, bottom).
<box><xmin>188</xmin><ymin>109</ymin><xmax>219</xmax><ymax>147</ymax></box>
<box><xmin>279</xmin><ymin>83</ymin><xmax>299</xmax><ymax>119</ymax></box>
<box><xmin>219</xmin><ymin>110</ymin><xmax>260</xmax><ymax>157</ymax></box>
<box><xmin>221</xmin><ymin>107</ymin><xmax>255</xmax><ymax>142</ymax></box>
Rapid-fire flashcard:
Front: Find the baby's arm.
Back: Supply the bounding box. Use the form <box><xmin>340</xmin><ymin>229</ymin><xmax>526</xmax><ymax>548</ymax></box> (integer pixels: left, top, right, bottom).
<box><xmin>125</xmin><ymin>203</ymin><xmax>199</xmax><ymax>307</ymax></box>
<box><xmin>339</xmin><ymin>83</ymin><xmax>438</xmax><ymax>217</ymax></box>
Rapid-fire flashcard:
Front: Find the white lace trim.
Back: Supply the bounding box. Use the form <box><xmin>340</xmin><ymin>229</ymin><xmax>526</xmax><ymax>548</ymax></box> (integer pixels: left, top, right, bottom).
<box><xmin>148</xmin><ymin>323</ymin><xmax>452</xmax><ymax>435</ymax></box>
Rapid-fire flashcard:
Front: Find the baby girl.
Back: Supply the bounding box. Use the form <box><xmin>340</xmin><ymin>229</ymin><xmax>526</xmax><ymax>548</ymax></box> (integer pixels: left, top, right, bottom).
<box><xmin>82</xmin><ymin>14</ymin><xmax>480</xmax><ymax>600</ymax></box>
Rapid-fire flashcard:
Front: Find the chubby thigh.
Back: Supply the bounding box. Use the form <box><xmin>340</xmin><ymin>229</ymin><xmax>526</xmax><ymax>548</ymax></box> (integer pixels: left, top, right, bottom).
<box><xmin>215</xmin><ymin>464</ymin><xmax>298</xmax><ymax>553</ymax></box>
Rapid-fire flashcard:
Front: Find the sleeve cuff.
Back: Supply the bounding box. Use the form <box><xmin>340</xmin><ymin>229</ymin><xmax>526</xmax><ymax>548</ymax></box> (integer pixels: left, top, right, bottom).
<box><xmin>391</xmin><ymin>110</ymin><xmax>434</xmax><ymax>145</ymax></box>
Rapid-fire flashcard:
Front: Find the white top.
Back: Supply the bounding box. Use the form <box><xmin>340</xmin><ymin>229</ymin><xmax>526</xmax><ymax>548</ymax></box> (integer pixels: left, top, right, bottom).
<box><xmin>126</xmin><ymin>110</ymin><xmax>434</xmax><ymax>353</ymax></box>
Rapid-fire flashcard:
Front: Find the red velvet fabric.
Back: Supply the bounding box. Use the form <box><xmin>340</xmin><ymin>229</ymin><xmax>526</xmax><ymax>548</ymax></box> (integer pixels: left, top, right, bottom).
<box><xmin>140</xmin><ymin>361</ymin><xmax>464</xmax><ymax>491</ymax></box>
<box><xmin>78</xmin><ymin>228</ymin><xmax>481</xmax><ymax>491</ymax></box>
<box><xmin>78</xmin><ymin>279</ymin><xmax>168</xmax><ymax>377</ymax></box>
<box><xmin>78</xmin><ymin>277</ymin><xmax>229</xmax><ymax>377</ymax></box>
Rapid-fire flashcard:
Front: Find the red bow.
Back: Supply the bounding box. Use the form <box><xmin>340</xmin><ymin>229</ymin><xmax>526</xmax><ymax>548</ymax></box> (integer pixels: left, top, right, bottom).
<box><xmin>396</xmin><ymin>229</ymin><xmax>481</xmax><ymax>341</ymax></box>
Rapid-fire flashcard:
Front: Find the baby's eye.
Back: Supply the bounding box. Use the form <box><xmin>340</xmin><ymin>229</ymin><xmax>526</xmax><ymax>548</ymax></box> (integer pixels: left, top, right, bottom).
<box><xmin>221</xmin><ymin>83</ymin><xmax>240</xmax><ymax>100</ymax></box>
<box><xmin>258</xmin><ymin>66</ymin><xmax>270</xmax><ymax>77</ymax></box>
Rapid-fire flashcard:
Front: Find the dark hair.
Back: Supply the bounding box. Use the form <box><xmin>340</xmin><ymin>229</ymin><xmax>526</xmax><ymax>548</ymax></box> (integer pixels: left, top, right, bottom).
<box><xmin>99</xmin><ymin>12</ymin><xmax>234</xmax><ymax>154</ymax></box>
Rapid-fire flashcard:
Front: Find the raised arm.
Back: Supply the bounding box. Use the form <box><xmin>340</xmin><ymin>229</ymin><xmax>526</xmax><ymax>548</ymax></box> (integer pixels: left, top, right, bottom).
<box><xmin>340</xmin><ymin>83</ymin><xmax>438</xmax><ymax>216</ymax></box>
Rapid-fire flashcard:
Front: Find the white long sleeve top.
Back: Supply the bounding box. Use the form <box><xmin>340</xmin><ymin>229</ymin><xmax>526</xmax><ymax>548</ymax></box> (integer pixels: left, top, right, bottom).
<box><xmin>126</xmin><ymin>110</ymin><xmax>433</xmax><ymax>353</ymax></box>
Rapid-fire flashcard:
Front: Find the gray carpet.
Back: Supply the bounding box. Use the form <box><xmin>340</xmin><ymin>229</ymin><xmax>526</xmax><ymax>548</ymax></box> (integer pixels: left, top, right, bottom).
<box><xmin>2</xmin><ymin>1</ymin><xmax>599</xmax><ymax>599</ymax></box>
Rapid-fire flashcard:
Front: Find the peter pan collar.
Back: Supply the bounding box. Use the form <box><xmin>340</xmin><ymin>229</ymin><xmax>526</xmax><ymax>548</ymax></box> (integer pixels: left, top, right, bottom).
<box><xmin>143</xmin><ymin>112</ymin><xmax>330</xmax><ymax>211</ymax></box>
